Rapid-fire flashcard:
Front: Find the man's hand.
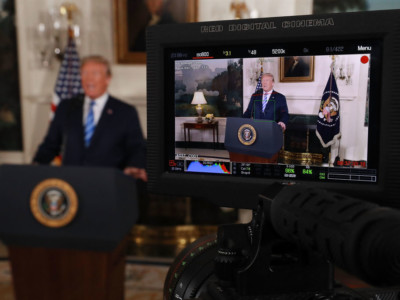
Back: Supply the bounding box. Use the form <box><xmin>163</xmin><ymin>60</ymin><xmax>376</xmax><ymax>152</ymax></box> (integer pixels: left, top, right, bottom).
<box><xmin>278</xmin><ymin>122</ymin><xmax>286</xmax><ymax>131</ymax></box>
<box><xmin>123</xmin><ymin>167</ymin><xmax>148</xmax><ymax>182</ymax></box>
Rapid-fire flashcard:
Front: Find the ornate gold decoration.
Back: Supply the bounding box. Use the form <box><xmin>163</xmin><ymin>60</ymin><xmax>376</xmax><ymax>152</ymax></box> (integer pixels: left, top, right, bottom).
<box><xmin>279</xmin><ymin>150</ymin><xmax>323</xmax><ymax>166</ymax></box>
<box><xmin>238</xmin><ymin>124</ymin><xmax>257</xmax><ymax>146</ymax></box>
<box><xmin>30</xmin><ymin>178</ymin><xmax>78</xmax><ymax>228</ymax></box>
<box><xmin>129</xmin><ymin>225</ymin><xmax>218</xmax><ymax>257</ymax></box>
<box><xmin>230</xmin><ymin>0</ymin><xmax>249</xmax><ymax>19</ymax></box>
<box><xmin>60</xmin><ymin>2</ymin><xmax>79</xmax><ymax>21</ymax></box>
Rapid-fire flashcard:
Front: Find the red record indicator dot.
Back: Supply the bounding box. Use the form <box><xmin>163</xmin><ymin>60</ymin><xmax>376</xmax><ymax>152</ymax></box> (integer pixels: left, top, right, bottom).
<box><xmin>361</xmin><ymin>56</ymin><xmax>369</xmax><ymax>64</ymax></box>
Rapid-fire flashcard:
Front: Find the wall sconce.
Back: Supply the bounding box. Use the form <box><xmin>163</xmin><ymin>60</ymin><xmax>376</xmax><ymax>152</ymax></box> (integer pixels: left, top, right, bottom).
<box><xmin>331</xmin><ymin>55</ymin><xmax>353</xmax><ymax>85</ymax></box>
<box><xmin>35</xmin><ymin>2</ymin><xmax>81</xmax><ymax>67</ymax></box>
<box><xmin>337</xmin><ymin>63</ymin><xmax>354</xmax><ymax>85</ymax></box>
<box><xmin>191</xmin><ymin>91</ymin><xmax>207</xmax><ymax>123</ymax></box>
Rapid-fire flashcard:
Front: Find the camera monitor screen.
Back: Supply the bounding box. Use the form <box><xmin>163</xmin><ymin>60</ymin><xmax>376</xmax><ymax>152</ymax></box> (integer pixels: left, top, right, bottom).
<box><xmin>147</xmin><ymin>10</ymin><xmax>400</xmax><ymax>209</ymax></box>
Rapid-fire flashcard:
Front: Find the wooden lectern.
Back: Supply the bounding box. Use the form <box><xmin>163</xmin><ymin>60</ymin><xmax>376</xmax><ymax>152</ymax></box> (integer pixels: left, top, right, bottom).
<box><xmin>224</xmin><ymin>117</ymin><xmax>283</xmax><ymax>163</ymax></box>
<box><xmin>0</xmin><ymin>165</ymin><xmax>138</xmax><ymax>300</ymax></box>
<box><xmin>228</xmin><ymin>152</ymin><xmax>279</xmax><ymax>164</ymax></box>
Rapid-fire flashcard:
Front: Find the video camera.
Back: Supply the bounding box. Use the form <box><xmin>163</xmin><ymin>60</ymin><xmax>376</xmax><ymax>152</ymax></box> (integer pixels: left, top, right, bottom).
<box><xmin>163</xmin><ymin>184</ymin><xmax>400</xmax><ymax>299</ymax></box>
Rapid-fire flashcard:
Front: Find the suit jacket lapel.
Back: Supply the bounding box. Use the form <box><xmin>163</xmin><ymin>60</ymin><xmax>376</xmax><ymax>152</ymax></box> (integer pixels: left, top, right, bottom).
<box><xmin>255</xmin><ymin>94</ymin><xmax>263</xmax><ymax>117</ymax></box>
<box><xmin>68</xmin><ymin>96</ymin><xmax>84</xmax><ymax>147</ymax></box>
<box><xmin>266</xmin><ymin>90</ymin><xmax>276</xmax><ymax>112</ymax></box>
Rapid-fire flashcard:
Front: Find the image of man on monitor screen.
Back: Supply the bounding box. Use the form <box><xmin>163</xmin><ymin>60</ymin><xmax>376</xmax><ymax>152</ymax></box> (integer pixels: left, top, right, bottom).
<box><xmin>285</xmin><ymin>56</ymin><xmax>310</xmax><ymax>77</ymax></box>
<box><xmin>243</xmin><ymin>73</ymin><xmax>289</xmax><ymax>131</ymax></box>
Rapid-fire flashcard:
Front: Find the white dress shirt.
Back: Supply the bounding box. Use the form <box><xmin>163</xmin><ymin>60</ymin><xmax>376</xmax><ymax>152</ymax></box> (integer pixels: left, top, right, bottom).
<box><xmin>263</xmin><ymin>90</ymin><xmax>272</xmax><ymax>102</ymax></box>
<box><xmin>83</xmin><ymin>93</ymin><xmax>109</xmax><ymax>126</ymax></box>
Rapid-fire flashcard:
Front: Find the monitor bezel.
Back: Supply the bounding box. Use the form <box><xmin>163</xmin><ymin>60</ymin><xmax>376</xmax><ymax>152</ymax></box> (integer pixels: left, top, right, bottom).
<box><xmin>147</xmin><ymin>10</ymin><xmax>400</xmax><ymax>209</ymax></box>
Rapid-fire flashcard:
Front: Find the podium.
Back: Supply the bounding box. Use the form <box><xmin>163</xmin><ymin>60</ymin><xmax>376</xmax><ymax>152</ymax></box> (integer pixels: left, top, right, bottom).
<box><xmin>224</xmin><ymin>117</ymin><xmax>283</xmax><ymax>163</ymax></box>
<box><xmin>0</xmin><ymin>165</ymin><xmax>138</xmax><ymax>300</ymax></box>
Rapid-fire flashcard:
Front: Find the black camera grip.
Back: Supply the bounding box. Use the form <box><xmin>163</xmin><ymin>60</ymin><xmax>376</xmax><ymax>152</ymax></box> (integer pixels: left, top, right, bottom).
<box><xmin>270</xmin><ymin>185</ymin><xmax>400</xmax><ymax>286</ymax></box>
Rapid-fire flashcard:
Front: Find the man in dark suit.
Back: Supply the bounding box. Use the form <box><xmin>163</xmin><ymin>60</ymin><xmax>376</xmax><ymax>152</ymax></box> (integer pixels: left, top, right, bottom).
<box><xmin>33</xmin><ymin>55</ymin><xmax>147</xmax><ymax>181</ymax></box>
<box><xmin>243</xmin><ymin>73</ymin><xmax>289</xmax><ymax>131</ymax></box>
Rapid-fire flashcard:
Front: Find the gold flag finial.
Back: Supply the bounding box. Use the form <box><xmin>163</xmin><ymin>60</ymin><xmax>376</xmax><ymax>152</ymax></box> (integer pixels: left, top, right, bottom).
<box><xmin>230</xmin><ymin>0</ymin><xmax>248</xmax><ymax>19</ymax></box>
<box><xmin>60</xmin><ymin>2</ymin><xmax>79</xmax><ymax>21</ymax></box>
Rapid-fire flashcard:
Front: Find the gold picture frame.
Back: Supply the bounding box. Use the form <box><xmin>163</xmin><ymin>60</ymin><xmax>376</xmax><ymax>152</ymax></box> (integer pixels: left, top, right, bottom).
<box><xmin>280</xmin><ymin>56</ymin><xmax>315</xmax><ymax>82</ymax></box>
<box><xmin>114</xmin><ymin>0</ymin><xmax>198</xmax><ymax>64</ymax></box>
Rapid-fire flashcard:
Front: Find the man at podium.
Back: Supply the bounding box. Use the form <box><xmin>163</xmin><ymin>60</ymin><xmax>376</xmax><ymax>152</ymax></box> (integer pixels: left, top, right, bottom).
<box><xmin>33</xmin><ymin>55</ymin><xmax>147</xmax><ymax>181</ymax></box>
<box><xmin>243</xmin><ymin>73</ymin><xmax>289</xmax><ymax>131</ymax></box>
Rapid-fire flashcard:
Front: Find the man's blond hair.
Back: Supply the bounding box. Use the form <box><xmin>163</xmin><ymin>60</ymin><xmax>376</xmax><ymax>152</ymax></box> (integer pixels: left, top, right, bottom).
<box><xmin>80</xmin><ymin>55</ymin><xmax>112</xmax><ymax>76</ymax></box>
<box><xmin>262</xmin><ymin>73</ymin><xmax>274</xmax><ymax>82</ymax></box>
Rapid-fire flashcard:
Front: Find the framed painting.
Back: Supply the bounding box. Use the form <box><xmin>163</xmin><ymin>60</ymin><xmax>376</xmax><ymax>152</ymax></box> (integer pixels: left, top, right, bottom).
<box><xmin>114</xmin><ymin>0</ymin><xmax>198</xmax><ymax>64</ymax></box>
<box><xmin>280</xmin><ymin>56</ymin><xmax>315</xmax><ymax>82</ymax></box>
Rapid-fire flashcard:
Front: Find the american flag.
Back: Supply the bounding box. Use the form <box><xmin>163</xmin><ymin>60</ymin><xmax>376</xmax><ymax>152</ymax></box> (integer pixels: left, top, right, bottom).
<box><xmin>255</xmin><ymin>67</ymin><xmax>263</xmax><ymax>93</ymax></box>
<box><xmin>51</xmin><ymin>37</ymin><xmax>83</xmax><ymax>118</ymax></box>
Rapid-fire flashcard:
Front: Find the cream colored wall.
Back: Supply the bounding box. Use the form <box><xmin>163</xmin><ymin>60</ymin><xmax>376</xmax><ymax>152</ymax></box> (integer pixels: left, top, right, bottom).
<box><xmin>1</xmin><ymin>0</ymin><xmax>312</xmax><ymax>164</ymax></box>
<box><xmin>198</xmin><ymin>0</ymin><xmax>312</xmax><ymax>20</ymax></box>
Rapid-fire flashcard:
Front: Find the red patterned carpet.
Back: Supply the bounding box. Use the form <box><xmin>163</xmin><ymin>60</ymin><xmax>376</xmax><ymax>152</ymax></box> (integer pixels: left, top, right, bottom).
<box><xmin>0</xmin><ymin>259</ymin><xmax>169</xmax><ymax>300</ymax></box>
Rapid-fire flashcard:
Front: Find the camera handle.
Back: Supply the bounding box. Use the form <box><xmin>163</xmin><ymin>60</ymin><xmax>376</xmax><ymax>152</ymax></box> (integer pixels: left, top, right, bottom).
<box><xmin>214</xmin><ymin>194</ymin><xmax>334</xmax><ymax>297</ymax></box>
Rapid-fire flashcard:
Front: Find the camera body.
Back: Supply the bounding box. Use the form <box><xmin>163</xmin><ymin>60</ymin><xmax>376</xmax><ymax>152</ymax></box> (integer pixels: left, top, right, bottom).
<box><xmin>164</xmin><ymin>185</ymin><xmax>400</xmax><ymax>300</ymax></box>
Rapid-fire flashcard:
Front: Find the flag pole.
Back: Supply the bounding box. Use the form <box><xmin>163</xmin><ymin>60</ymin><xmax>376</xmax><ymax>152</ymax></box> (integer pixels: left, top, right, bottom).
<box><xmin>51</xmin><ymin>3</ymin><xmax>82</xmax><ymax>166</ymax></box>
<box><xmin>330</xmin><ymin>55</ymin><xmax>335</xmax><ymax>97</ymax></box>
<box><xmin>330</xmin><ymin>55</ymin><xmax>341</xmax><ymax>165</ymax></box>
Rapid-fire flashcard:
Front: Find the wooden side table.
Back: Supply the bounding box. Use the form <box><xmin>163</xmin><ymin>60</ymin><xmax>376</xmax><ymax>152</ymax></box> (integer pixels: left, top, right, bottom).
<box><xmin>183</xmin><ymin>121</ymin><xmax>219</xmax><ymax>149</ymax></box>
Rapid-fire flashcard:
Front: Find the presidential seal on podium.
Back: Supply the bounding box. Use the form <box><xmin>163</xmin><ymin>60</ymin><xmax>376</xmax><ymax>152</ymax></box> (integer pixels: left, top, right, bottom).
<box><xmin>238</xmin><ymin>124</ymin><xmax>257</xmax><ymax>146</ymax></box>
<box><xmin>30</xmin><ymin>178</ymin><xmax>78</xmax><ymax>228</ymax></box>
